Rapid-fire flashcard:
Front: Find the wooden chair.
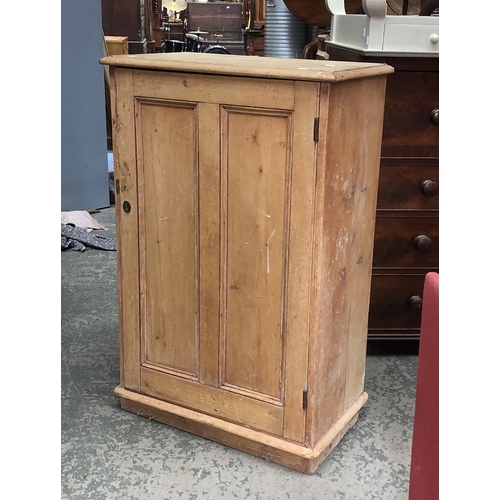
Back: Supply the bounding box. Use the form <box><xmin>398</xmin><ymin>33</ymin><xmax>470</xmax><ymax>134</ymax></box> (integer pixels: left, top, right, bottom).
<box><xmin>301</xmin><ymin>33</ymin><xmax>330</xmax><ymax>60</ymax></box>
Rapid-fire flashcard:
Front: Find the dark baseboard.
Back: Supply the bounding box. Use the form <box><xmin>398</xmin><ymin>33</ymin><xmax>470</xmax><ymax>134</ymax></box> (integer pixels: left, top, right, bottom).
<box><xmin>367</xmin><ymin>339</ymin><xmax>420</xmax><ymax>356</ymax></box>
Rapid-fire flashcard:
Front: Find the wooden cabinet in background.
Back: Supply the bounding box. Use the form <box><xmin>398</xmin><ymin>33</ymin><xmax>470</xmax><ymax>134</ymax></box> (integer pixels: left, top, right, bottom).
<box><xmin>243</xmin><ymin>29</ymin><xmax>264</xmax><ymax>56</ymax></box>
<box><xmin>101</xmin><ymin>52</ymin><xmax>392</xmax><ymax>473</ymax></box>
<box><xmin>187</xmin><ymin>1</ymin><xmax>243</xmax><ymax>39</ymax></box>
<box><xmin>243</xmin><ymin>0</ymin><xmax>264</xmax><ymax>55</ymax></box>
<box><xmin>244</xmin><ymin>0</ymin><xmax>266</xmax><ymax>29</ymax></box>
<box><xmin>101</xmin><ymin>0</ymin><xmax>156</xmax><ymax>54</ymax></box>
<box><xmin>326</xmin><ymin>46</ymin><xmax>439</xmax><ymax>341</ymax></box>
<box><xmin>105</xmin><ymin>36</ymin><xmax>129</xmax><ymax>55</ymax></box>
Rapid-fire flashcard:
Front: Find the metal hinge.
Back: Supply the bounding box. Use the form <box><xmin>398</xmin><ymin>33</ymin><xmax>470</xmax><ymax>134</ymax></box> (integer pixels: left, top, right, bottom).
<box><xmin>313</xmin><ymin>118</ymin><xmax>319</xmax><ymax>142</ymax></box>
<box><xmin>302</xmin><ymin>390</ymin><xmax>308</xmax><ymax>410</ymax></box>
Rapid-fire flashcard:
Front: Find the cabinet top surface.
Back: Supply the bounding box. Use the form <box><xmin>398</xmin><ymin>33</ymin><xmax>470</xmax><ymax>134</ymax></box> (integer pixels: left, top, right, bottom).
<box><xmin>100</xmin><ymin>52</ymin><xmax>394</xmax><ymax>82</ymax></box>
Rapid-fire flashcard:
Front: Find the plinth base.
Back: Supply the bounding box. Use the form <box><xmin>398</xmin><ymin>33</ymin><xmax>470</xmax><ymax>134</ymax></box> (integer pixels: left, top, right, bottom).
<box><xmin>114</xmin><ymin>386</ymin><xmax>368</xmax><ymax>474</ymax></box>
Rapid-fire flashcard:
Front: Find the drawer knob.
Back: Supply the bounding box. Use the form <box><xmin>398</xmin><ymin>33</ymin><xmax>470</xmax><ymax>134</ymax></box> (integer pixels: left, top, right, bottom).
<box><xmin>420</xmin><ymin>179</ymin><xmax>438</xmax><ymax>197</ymax></box>
<box><xmin>414</xmin><ymin>235</ymin><xmax>432</xmax><ymax>253</ymax></box>
<box><xmin>408</xmin><ymin>295</ymin><xmax>423</xmax><ymax>311</ymax></box>
<box><xmin>430</xmin><ymin>108</ymin><xmax>439</xmax><ymax>126</ymax></box>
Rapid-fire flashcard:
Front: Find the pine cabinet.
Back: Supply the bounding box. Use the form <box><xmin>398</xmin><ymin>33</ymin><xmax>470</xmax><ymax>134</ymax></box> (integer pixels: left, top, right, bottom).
<box><xmin>100</xmin><ymin>53</ymin><xmax>392</xmax><ymax>474</ymax></box>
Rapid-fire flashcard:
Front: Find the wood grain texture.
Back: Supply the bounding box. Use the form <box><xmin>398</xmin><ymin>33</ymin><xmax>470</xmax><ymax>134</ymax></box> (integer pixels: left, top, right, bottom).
<box><xmin>111</xmin><ymin>67</ymin><xmax>141</xmax><ymax>391</ymax></box>
<box><xmin>381</xmin><ymin>71</ymin><xmax>439</xmax><ymax>158</ymax></box>
<box><xmin>221</xmin><ymin>106</ymin><xmax>291</xmax><ymax>403</ymax></box>
<box><xmin>282</xmin><ymin>81</ymin><xmax>319</xmax><ymax>444</ymax></box>
<box><xmin>198</xmin><ymin>102</ymin><xmax>221</xmax><ymax>387</ymax></box>
<box><xmin>307</xmin><ymin>77</ymin><xmax>387</xmax><ymax>444</ymax></box>
<box><xmin>133</xmin><ymin>70</ymin><xmax>295</xmax><ymax>110</ymax></box>
<box><xmin>377</xmin><ymin>159</ymin><xmax>439</xmax><ymax>210</ymax></box>
<box><xmin>116</xmin><ymin>386</ymin><xmax>367</xmax><ymax>474</ymax></box>
<box><xmin>100</xmin><ymin>53</ymin><xmax>393</xmax><ymax>83</ymax></box>
<box><xmin>136</xmin><ymin>99</ymin><xmax>199</xmax><ymax>378</ymax></box>
<box><xmin>140</xmin><ymin>367</ymin><xmax>284</xmax><ymax>435</ymax></box>
<box><xmin>339</xmin><ymin>77</ymin><xmax>387</xmax><ymax>409</ymax></box>
<box><xmin>372</xmin><ymin>214</ymin><xmax>439</xmax><ymax>269</ymax></box>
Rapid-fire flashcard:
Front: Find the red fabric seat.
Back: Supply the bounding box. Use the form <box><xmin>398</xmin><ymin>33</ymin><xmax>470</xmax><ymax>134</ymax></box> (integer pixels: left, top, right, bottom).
<box><xmin>409</xmin><ymin>272</ymin><xmax>439</xmax><ymax>500</ymax></box>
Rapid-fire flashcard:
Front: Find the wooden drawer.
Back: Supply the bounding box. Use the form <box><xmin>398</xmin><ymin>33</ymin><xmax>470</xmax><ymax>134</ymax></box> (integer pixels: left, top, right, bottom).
<box><xmin>372</xmin><ymin>215</ymin><xmax>438</xmax><ymax>269</ymax></box>
<box><xmin>368</xmin><ymin>274</ymin><xmax>426</xmax><ymax>330</ymax></box>
<box><xmin>324</xmin><ymin>46</ymin><xmax>439</xmax><ymax>158</ymax></box>
<box><xmin>377</xmin><ymin>160</ymin><xmax>438</xmax><ymax>210</ymax></box>
<box><xmin>381</xmin><ymin>70</ymin><xmax>439</xmax><ymax>158</ymax></box>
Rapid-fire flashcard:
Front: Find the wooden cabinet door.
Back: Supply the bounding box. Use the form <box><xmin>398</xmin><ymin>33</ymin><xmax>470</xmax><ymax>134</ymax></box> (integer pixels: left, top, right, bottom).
<box><xmin>115</xmin><ymin>69</ymin><xmax>318</xmax><ymax>441</ymax></box>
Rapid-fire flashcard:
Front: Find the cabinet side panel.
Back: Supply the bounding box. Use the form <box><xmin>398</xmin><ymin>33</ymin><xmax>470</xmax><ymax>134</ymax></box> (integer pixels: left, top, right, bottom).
<box><xmin>308</xmin><ymin>77</ymin><xmax>387</xmax><ymax>444</ymax></box>
<box><xmin>136</xmin><ymin>100</ymin><xmax>199</xmax><ymax>378</ymax></box>
<box><xmin>111</xmin><ymin>68</ymin><xmax>141</xmax><ymax>391</ymax></box>
<box><xmin>221</xmin><ymin>107</ymin><xmax>291</xmax><ymax>403</ymax></box>
<box><xmin>341</xmin><ymin>77</ymin><xmax>387</xmax><ymax>411</ymax></box>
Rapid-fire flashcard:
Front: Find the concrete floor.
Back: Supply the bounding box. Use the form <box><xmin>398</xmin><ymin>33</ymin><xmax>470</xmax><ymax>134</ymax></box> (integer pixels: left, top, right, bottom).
<box><xmin>61</xmin><ymin>206</ymin><xmax>418</xmax><ymax>500</ymax></box>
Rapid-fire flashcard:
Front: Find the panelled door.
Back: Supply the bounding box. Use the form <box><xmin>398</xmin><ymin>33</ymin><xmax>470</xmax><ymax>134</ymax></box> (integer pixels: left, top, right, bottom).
<box><xmin>123</xmin><ymin>69</ymin><xmax>319</xmax><ymax>443</ymax></box>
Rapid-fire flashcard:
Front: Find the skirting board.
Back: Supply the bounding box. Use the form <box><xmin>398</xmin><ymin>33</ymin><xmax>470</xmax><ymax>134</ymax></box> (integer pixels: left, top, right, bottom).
<box><xmin>114</xmin><ymin>386</ymin><xmax>368</xmax><ymax>474</ymax></box>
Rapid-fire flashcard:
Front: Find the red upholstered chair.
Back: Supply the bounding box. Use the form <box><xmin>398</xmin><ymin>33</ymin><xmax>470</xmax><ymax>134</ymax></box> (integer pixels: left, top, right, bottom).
<box><xmin>409</xmin><ymin>272</ymin><xmax>439</xmax><ymax>500</ymax></box>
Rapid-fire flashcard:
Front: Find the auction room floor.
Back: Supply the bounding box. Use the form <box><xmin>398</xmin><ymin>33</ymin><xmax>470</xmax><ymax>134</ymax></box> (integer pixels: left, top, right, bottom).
<box><xmin>61</xmin><ymin>206</ymin><xmax>418</xmax><ymax>500</ymax></box>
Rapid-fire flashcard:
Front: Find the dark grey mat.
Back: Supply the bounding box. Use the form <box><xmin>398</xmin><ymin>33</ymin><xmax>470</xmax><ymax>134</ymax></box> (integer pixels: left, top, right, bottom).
<box><xmin>61</xmin><ymin>224</ymin><xmax>116</xmax><ymax>252</ymax></box>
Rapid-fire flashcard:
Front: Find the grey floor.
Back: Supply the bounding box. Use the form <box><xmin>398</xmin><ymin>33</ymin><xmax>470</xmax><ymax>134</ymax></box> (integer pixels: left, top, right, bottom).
<box><xmin>61</xmin><ymin>206</ymin><xmax>418</xmax><ymax>500</ymax></box>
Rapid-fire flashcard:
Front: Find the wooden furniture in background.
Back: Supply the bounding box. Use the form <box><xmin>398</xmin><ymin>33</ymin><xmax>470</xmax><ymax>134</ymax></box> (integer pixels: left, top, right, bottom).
<box><xmin>151</xmin><ymin>0</ymin><xmax>164</xmax><ymax>52</ymax></box>
<box><xmin>187</xmin><ymin>1</ymin><xmax>245</xmax><ymax>54</ymax></box>
<box><xmin>101</xmin><ymin>52</ymin><xmax>392</xmax><ymax>473</ymax></box>
<box><xmin>162</xmin><ymin>22</ymin><xmax>186</xmax><ymax>43</ymax></box>
<box><xmin>283</xmin><ymin>0</ymin><xmax>363</xmax><ymax>26</ymax></box>
<box><xmin>101</xmin><ymin>0</ymin><xmax>156</xmax><ymax>54</ymax></box>
<box><xmin>245</xmin><ymin>0</ymin><xmax>266</xmax><ymax>29</ymax></box>
<box><xmin>104</xmin><ymin>36</ymin><xmax>129</xmax><ymax>55</ymax></box>
<box><xmin>243</xmin><ymin>29</ymin><xmax>264</xmax><ymax>56</ymax></box>
<box><xmin>242</xmin><ymin>0</ymin><xmax>264</xmax><ymax>54</ymax></box>
<box><xmin>159</xmin><ymin>0</ymin><xmax>188</xmax><ymax>50</ymax></box>
<box><xmin>103</xmin><ymin>36</ymin><xmax>128</xmax><ymax>146</ymax></box>
<box><xmin>326</xmin><ymin>46</ymin><xmax>439</xmax><ymax>341</ymax></box>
